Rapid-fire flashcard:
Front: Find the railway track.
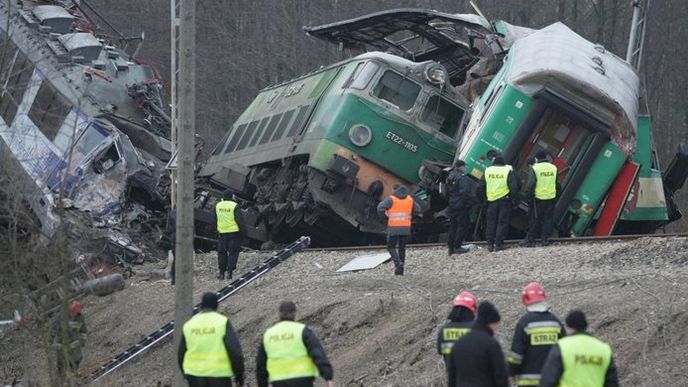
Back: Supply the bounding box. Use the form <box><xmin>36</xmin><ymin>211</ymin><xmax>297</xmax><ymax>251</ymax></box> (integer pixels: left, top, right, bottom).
<box><xmin>306</xmin><ymin>232</ymin><xmax>688</xmax><ymax>252</ymax></box>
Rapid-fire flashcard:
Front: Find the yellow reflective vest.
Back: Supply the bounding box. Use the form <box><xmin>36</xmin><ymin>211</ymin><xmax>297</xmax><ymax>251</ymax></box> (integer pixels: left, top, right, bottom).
<box><xmin>533</xmin><ymin>162</ymin><xmax>557</xmax><ymax>200</ymax></box>
<box><xmin>216</xmin><ymin>200</ymin><xmax>239</xmax><ymax>233</ymax></box>
<box><xmin>558</xmin><ymin>334</ymin><xmax>612</xmax><ymax>387</ymax></box>
<box><xmin>182</xmin><ymin>311</ymin><xmax>234</xmax><ymax>377</ymax></box>
<box><xmin>263</xmin><ymin>320</ymin><xmax>318</xmax><ymax>382</ymax></box>
<box><xmin>485</xmin><ymin>165</ymin><xmax>513</xmax><ymax>202</ymax></box>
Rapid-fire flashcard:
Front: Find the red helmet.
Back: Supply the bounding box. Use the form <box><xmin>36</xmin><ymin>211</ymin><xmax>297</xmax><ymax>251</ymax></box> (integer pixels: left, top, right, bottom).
<box><xmin>68</xmin><ymin>300</ymin><xmax>82</xmax><ymax>316</ymax></box>
<box><xmin>451</xmin><ymin>291</ymin><xmax>477</xmax><ymax>313</ymax></box>
<box><xmin>522</xmin><ymin>282</ymin><xmax>547</xmax><ymax>305</ymax></box>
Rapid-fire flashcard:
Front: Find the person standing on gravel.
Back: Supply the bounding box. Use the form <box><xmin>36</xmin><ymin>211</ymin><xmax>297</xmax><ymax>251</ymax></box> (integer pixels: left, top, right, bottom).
<box><xmin>437</xmin><ymin>292</ymin><xmax>477</xmax><ymax>377</ymax></box>
<box><xmin>507</xmin><ymin>282</ymin><xmax>565</xmax><ymax>386</ymax></box>
<box><xmin>446</xmin><ymin>160</ymin><xmax>477</xmax><ymax>255</ymax></box>
<box><xmin>178</xmin><ymin>292</ymin><xmax>245</xmax><ymax>387</ymax></box>
<box><xmin>214</xmin><ymin>189</ymin><xmax>247</xmax><ymax>280</ymax></box>
<box><xmin>256</xmin><ymin>301</ymin><xmax>334</xmax><ymax>387</ymax></box>
<box><xmin>448</xmin><ymin>301</ymin><xmax>509</xmax><ymax>387</ymax></box>
<box><xmin>483</xmin><ymin>155</ymin><xmax>520</xmax><ymax>252</ymax></box>
<box><xmin>539</xmin><ymin>310</ymin><xmax>619</xmax><ymax>387</ymax></box>
<box><xmin>520</xmin><ymin>151</ymin><xmax>559</xmax><ymax>247</ymax></box>
<box><xmin>377</xmin><ymin>183</ymin><xmax>422</xmax><ymax>275</ymax></box>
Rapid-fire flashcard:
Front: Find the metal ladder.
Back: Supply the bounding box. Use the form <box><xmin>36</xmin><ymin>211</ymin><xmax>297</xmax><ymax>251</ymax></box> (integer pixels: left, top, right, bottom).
<box><xmin>83</xmin><ymin>236</ymin><xmax>311</xmax><ymax>383</ymax></box>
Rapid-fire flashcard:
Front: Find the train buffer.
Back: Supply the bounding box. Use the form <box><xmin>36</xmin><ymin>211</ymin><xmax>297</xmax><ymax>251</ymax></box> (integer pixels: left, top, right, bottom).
<box><xmin>83</xmin><ymin>236</ymin><xmax>311</xmax><ymax>383</ymax></box>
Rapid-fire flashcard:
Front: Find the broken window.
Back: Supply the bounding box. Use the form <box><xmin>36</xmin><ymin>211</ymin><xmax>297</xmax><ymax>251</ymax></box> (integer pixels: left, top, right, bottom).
<box><xmin>422</xmin><ymin>95</ymin><xmax>465</xmax><ymax>138</ymax></box>
<box><xmin>93</xmin><ymin>144</ymin><xmax>121</xmax><ymax>174</ymax></box>
<box><xmin>28</xmin><ymin>82</ymin><xmax>72</xmax><ymax>141</ymax></box>
<box><xmin>0</xmin><ymin>42</ymin><xmax>35</xmax><ymax>125</ymax></box>
<box><xmin>347</xmin><ymin>61</ymin><xmax>379</xmax><ymax>90</ymax></box>
<box><xmin>373</xmin><ymin>70</ymin><xmax>420</xmax><ymax>111</ymax></box>
<box><xmin>68</xmin><ymin>124</ymin><xmax>108</xmax><ymax>170</ymax></box>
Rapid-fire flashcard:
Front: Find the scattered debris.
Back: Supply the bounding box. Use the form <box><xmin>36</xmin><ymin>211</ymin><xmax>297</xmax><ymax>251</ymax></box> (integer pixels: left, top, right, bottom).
<box><xmin>336</xmin><ymin>252</ymin><xmax>390</xmax><ymax>272</ymax></box>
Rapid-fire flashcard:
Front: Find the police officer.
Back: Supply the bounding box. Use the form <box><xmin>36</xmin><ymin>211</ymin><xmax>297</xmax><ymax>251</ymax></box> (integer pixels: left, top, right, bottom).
<box><xmin>178</xmin><ymin>292</ymin><xmax>245</xmax><ymax>387</ymax></box>
<box><xmin>507</xmin><ymin>283</ymin><xmax>565</xmax><ymax>386</ymax></box>
<box><xmin>215</xmin><ymin>189</ymin><xmax>247</xmax><ymax>280</ymax></box>
<box><xmin>437</xmin><ymin>292</ymin><xmax>477</xmax><ymax>377</ymax></box>
<box><xmin>540</xmin><ymin>309</ymin><xmax>619</xmax><ymax>387</ymax></box>
<box><xmin>483</xmin><ymin>155</ymin><xmax>520</xmax><ymax>252</ymax></box>
<box><xmin>446</xmin><ymin>160</ymin><xmax>477</xmax><ymax>255</ymax></box>
<box><xmin>521</xmin><ymin>151</ymin><xmax>559</xmax><ymax>247</ymax></box>
<box><xmin>256</xmin><ymin>301</ymin><xmax>334</xmax><ymax>387</ymax></box>
<box><xmin>377</xmin><ymin>183</ymin><xmax>422</xmax><ymax>275</ymax></box>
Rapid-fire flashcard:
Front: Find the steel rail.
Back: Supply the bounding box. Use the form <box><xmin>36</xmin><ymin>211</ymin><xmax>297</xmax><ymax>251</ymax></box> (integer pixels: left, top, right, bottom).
<box><xmin>83</xmin><ymin>236</ymin><xmax>310</xmax><ymax>384</ymax></box>
<box><xmin>306</xmin><ymin>232</ymin><xmax>688</xmax><ymax>252</ymax></box>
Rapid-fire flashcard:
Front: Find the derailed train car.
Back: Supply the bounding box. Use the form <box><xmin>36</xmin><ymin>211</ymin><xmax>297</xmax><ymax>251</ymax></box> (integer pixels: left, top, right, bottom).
<box><xmin>199</xmin><ymin>8</ymin><xmax>686</xmax><ymax>245</ymax></box>
<box><xmin>196</xmin><ymin>11</ymin><xmax>493</xmax><ymax>245</ymax></box>
<box><xmin>0</xmin><ymin>1</ymin><xmax>171</xmax><ymax>237</ymax></box>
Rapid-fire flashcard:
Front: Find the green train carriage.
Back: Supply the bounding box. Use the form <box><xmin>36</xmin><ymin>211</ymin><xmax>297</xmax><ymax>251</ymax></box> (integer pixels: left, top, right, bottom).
<box><xmin>454</xmin><ymin>22</ymin><xmax>681</xmax><ymax>237</ymax></box>
<box><xmin>197</xmin><ymin>52</ymin><xmax>468</xmax><ymax>245</ymax></box>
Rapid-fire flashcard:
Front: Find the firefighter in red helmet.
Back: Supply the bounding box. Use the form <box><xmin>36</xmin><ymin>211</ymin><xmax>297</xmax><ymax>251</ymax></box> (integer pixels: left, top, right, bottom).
<box><xmin>437</xmin><ymin>291</ymin><xmax>477</xmax><ymax>379</ymax></box>
<box><xmin>53</xmin><ymin>300</ymin><xmax>87</xmax><ymax>380</ymax></box>
<box><xmin>507</xmin><ymin>283</ymin><xmax>565</xmax><ymax>386</ymax></box>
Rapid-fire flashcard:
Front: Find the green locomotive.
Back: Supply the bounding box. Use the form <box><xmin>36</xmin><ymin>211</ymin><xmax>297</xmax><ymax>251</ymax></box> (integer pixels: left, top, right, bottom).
<box><xmin>196</xmin><ymin>51</ymin><xmax>470</xmax><ymax>244</ymax></box>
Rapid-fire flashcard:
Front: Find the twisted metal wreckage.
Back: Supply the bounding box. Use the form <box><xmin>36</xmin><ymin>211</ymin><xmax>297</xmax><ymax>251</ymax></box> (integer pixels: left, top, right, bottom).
<box><xmin>0</xmin><ymin>0</ymin><xmax>176</xmax><ymax>264</ymax></box>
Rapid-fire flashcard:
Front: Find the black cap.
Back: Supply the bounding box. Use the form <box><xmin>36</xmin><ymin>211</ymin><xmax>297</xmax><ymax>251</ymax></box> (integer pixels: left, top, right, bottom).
<box><xmin>492</xmin><ymin>155</ymin><xmax>505</xmax><ymax>165</ymax></box>
<box><xmin>527</xmin><ymin>156</ymin><xmax>536</xmax><ymax>166</ymax></box>
<box><xmin>476</xmin><ymin>301</ymin><xmax>501</xmax><ymax>324</ymax></box>
<box><xmin>565</xmin><ymin>309</ymin><xmax>588</xmax><ymax>331</ymax></box>
<box><xmin>535</xmin><ymin>150</ymin><xmax>549</xmax><ymax>161</ymax></box>
<box><xmin>222</xmin><ymin>189</ymin><xmax>234</xmax><ymax>199</ymax></box>
<box><xmin>201</xmin><ymin>292</ymin><xmax>219</xmax><ymax>310</ymax></box>
<box><xmin>279</xmin><ymin>301</ymin><xmax>296</xmax><ymax>314</ymax></box>
<box><xmin>454</xmin><ymin>159</ymin><xmax>466</xmax><ymax>168</ymax></box>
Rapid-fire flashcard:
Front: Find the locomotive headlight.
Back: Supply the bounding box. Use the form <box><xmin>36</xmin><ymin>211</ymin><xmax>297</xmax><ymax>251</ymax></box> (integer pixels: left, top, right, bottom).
<box><xmin>348</xmin><ymin>124</ymin><xmax>372</xmax><ymax>147</ymax></box>
<box><xmin>425</xmin><ymin>64</ymin><xmax>448</xmax><ymax>85</ymax></box>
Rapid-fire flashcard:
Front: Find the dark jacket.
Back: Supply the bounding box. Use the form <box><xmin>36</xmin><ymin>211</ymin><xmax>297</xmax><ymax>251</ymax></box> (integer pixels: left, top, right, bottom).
<box><xmin>507</xmin><ymin>310</ymin><xmax>565</xmax><ymax>383</ymax></box>
<box><xmin>447</xmin><ymin>169</ymin><xmax>477</xmax><ymax>210</ymax></box>
<box><xmin>376</xmin><ymin>185</ymin><xmax>422</xmax><ymax>235</ymax></box>
<box><xmin>177</xmin><ymin>310</ymin><xmax>245</xmax><ymax>385</ymax></box>
<box><xmin>539</xmin><ymin>332</ymin><xmax>619</xmax><ymax>387</ymax></box>
<box><xmin>256</xmin><ymin>319</ymin><xmax>333</xmax><ymax>387</ymax></box>
<box><xmin>447</xmin><ymin>321</ymin><xmax>509</xmax><ymax>387</ymax></box>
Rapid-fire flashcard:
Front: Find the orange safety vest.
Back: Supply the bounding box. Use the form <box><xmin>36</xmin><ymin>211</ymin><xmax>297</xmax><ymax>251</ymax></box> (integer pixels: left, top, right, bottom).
<box><xmin>385</xmin><ymin>196</ymin><xmax>414</xmax><ymax>227</ymax></box>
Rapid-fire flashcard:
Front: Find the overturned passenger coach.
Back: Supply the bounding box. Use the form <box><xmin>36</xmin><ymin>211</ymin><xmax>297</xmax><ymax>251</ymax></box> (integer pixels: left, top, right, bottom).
<box><xmin>0</xmin><ymin>1</ymin><xmax>171</xmax><ymax>237</ymax></box>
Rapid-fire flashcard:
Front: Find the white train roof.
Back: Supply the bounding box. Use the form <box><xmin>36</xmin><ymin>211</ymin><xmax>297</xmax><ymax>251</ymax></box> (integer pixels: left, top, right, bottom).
<box><xmin>507</xmin><ymin>22</ymin><xmax>639</xmax><ymax>155</ymax></box>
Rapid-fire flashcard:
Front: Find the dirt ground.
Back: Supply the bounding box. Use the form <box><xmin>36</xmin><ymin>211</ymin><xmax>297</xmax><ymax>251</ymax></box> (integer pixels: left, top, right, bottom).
<box><xmin>3</xmin><ymin>236</ymin><xmax>688</xmax><ymax>386</ymax></box>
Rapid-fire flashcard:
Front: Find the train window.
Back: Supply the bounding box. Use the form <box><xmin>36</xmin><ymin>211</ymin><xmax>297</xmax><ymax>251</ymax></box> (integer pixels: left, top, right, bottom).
<box><xmin>235</xmin><ymin>120</ymin><xmax>260</xmax><ymax>151</ymax></box>
<box><xmin>270</xmin><ymin>109</ymin><xmax>295</xmax><ymax>142</ymax></box>
<box><xmin>224</xmin><ymin>123</ymin><xmax>248</xmax><ymax>153</ymax></box>
<box><xmin>422</xmin><ymin>95</ymin><xmax>465</xmax><ymax>138</ymax></box>
<box><xmin>373</xmin><ymin>70</ymin><xmax>420</xmax><ymax>111</ymax></box>
<box><xmin>69</xmin><ymin>124</ymin><xmax>108</xmax><ymax>170</ymax></box>
<box><xmin>248</xmin><ymin>117</ymin><xmax>271</xmax><ymax>148</ymax></box>
<box><xmin>28</xmin><ymin>82</ymin><xmax>71</xmax><ymax>141</ymax></box>
<box><xmin>348</xmin><ymin>62</ymin><xmax>379</xmax><ymax>90</ymax></box>
<box><xmin>287</xmin><ymin>104</ymin><xmax>310</xmax><ymax>138</ymax></box>
<box><xmin>211</xmin><ymin>130</ymin><xmax>233</xmax><ymax>155</ymax></box>
<box><xmin>259</xmin><ymin>114</ymin><xmax>281</xmax><ymax>144</ymax></box>
<box><xmin>0</xmin><ymin>46</ymin><xmax>34</xmax><ymax>126</ymax></box>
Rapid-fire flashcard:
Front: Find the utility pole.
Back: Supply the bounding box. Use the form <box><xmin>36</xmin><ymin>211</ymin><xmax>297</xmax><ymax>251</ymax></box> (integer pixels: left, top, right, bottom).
<box><xmin>173</xmin><ymin>0</ymin><xmax>195</xmax><ymax>385</ymax></box>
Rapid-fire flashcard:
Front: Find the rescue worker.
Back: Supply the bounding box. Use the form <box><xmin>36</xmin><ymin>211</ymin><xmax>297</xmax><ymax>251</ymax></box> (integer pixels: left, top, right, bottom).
<box><xmin>539</xmin><ymin>310</ymin><xmax>619</xmax><ymax>387</ymax></box>
<box><xmin>521</xmin><ymin>151</ymin><xmax>559</xmax><ymax>247</ymax></box>
<box><xmin>178</xmin><ymin>292</ymin><xmax>245</xmax><ymax>387</ymax></box>
<box><xmin>215</xmin><ymin>189</ymin><xmax>247</xmax><ymax>280</ymax></box>
<box><xmin>447</xmin><ymin>301</ymin><xmax>509</xmax><ymax>387</ymax></box>
<box><xmin>53</xmin><ymin>300</ymin><xmax>87</xmax><ymax>379</ymax></box>
<box><xmin>256</xmin><ymin>301</ymin><xmax>334</xmax><ymax>387</ymax></box>
<box><xmin>483</xmin><ymin>155</ymin><xmax>520</xmax><ymax>252</ymax></box>
<box><xmin>446</xmin><ymin>160</ymin><xmax>477</xmax><ymax>255</ymax></box>
<box><xmin>507</xmin><ymin>282</ymin><xmax>565</xmax><ymax>386</ymax></box>
<box><xmin>437</xmin><ymin>291</ymin><xmax>477</xmax><ymax>377</ymax></box>
<box><xmin>377</xmin><ymin>183</ymin><xmax>422</xmax><ymax>275</ymax></box>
